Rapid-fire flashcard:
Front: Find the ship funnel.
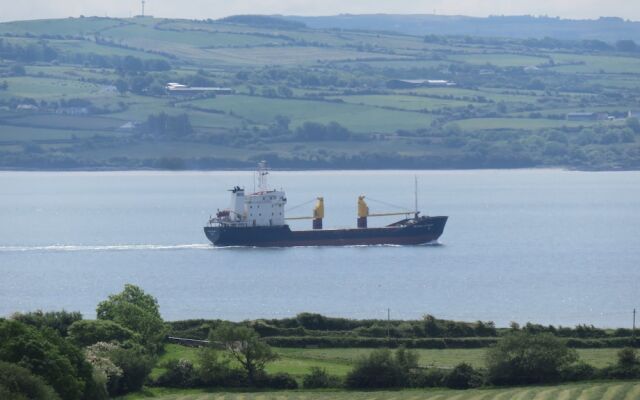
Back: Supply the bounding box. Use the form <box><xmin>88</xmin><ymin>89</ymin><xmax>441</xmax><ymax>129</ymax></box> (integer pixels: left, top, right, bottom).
<box><xmin>313</xmin><ymin>197</ymin><xmax>324</xmax><ymax>229</ymax></box>
<box><xmin>357</xmin><ymin>195</ymin><xmax>368</xmax><ymax>228</ymax></box>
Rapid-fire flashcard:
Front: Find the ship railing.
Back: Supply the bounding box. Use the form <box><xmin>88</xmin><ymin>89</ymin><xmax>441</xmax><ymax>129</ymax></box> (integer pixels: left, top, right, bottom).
<box><xmin>208</xmin><ymin>218</ymin><xmax>248</xmax><ymax>228</ymax></box>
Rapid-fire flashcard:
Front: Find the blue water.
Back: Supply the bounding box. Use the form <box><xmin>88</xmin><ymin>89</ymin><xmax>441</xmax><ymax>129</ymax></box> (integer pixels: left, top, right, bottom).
<box><xmin>1</xmin><ymin>170</ymin><xmax>639</xmax><ymax>328</ymax></box>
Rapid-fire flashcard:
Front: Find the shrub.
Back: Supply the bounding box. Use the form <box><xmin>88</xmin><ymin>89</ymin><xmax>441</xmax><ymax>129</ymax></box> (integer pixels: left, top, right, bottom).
<box><xmin>197</xmin><ymin>347</ymin><xmax>239</xmax><ymax>386</ymax></box>
<box><xmin>11</xmin><ymin>310</ymin><xmax>82</xmax><ymax>337</ymax></box>
<box><xmin>155</xmin><ymin>359</ymin><xmax>198</xmax><ymax>388</ymax></box>
<box><xmin>68</xmin><ymin>319</ymin><xmax>138</xmax><ymax>347</ymax></box>
<box><xmin>258</xmin><ymin>372</ymin><xmax>298</xmax><ymax>389</ymax></box>
<box><xmin>303</xmin><ymin>367</ymin><xmax>342</xmax><ymax>389</ymax></box>
<box><xmin>409</xmin><ymin>368</ymin><xmax>447</xmax><ymax>388</ymax></box>
<box><xmin>345</xmin><ymin>347</ymin><xmax>417</xmax><ymax>389</ymax></box>
<box><xmin>106</xmin><ymin>344</ymin><xmax>154</xmax><ymax>395</ymax></box>
<box><xmin>84</xmin><ymin>342</ymin><xmax>123</xmax><ymax>398</ymax></box>
<box><xmin>486</xmin><ymin>332</ymin><xmax>577</xmax><ymax>385</ymax></box>
<box><xmin>445</xmin><ymin>363</ymin><xmax>483</xmax><ymax>389</ymax></box>
<box><xmin>560</xmin><ymin>361</ymin><xmax>596</xmax><ymax>382</ymax></box>
<box><xmin>0</xmin><ymin>361</ymin><xmax>60</xmax><ymax>400</ymax></box>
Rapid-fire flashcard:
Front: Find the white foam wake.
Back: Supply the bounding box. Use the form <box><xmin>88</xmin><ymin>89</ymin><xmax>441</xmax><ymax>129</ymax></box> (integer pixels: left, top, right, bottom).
<box><xmin>0</xmin><ymin>244</ymin><xmax>213</xmax><ymax>253</ymax></box>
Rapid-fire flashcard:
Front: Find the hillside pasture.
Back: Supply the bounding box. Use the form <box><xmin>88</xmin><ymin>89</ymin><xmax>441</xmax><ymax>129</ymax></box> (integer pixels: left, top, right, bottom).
<box><xmin>187</xmin><ymin>95</ymin><xmax>433</xmax><ymax>133</ymax></box>
<box><xmin>197</xmin><ymin>46</ymin><xmax>410</xmax><ymax>66</ymax></box>
<box><xmin>0</xmin><ymin>76</ymin><xmax>115</xmax><ymax>100</ymax></box>
<box><xmin>549</xmin><ymin>53</ymin><xmax>640</xmax><ymax>74</ymax></box>
<box><xmin>448</xmin><ymin>53</ymin><xmax>549</xmax><ymax>67</ymax></box>
<box><xmin>331</xmin><ymin>94</ymin><xmax>476</xmax><ymax>111</ymax></box>
<box><xmin>0</xmin><ymin>17</ymin><xmax>124</xmax><ymax>36</ymax></box>
<box><xmin>449</xmin><ymin>117</ymin><xmax>609</xmax><ymax>131</ymax></box>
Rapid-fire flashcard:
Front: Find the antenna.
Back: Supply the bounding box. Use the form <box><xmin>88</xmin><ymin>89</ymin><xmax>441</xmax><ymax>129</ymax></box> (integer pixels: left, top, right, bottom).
<box><xmin>141</xmin><ymin>0</ymin><xmax>145</xmax><ymax>17</ymax></box>
<box><xmin>257</xmin><ymin>161</ymin><xmax>269</xmax><ymax>192</ymax></box>
<box><xmin>414</xmin><ymin>175</ymin><xmax>419</xmax><ymax>217</ymax></box>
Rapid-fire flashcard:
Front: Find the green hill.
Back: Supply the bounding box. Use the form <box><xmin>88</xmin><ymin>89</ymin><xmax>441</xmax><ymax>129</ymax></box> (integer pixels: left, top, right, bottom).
<box><xmin>0</xmin><ymin>16</ymin><xmax>639</xmax><ymax>170</ymax></box>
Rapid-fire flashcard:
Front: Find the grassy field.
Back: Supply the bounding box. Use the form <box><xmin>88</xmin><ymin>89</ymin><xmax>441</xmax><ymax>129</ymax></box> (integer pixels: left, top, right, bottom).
<box><xmin>122</xmin><ymin>381</ymin><xmax>640</xmax><ymax>400</ymax></box>
<box><xmin>447</xmin><ymin>53</ymin><xmax>548</xmax><ymax>67</ymax></box>
<box><xmin>449</xmin><ymin>117</ymin><xmax>608</xmax><ymax>131</ymax></box>
<box><xmin>151</xmin><ymin>345</ymin><xmax>622</xmax><ymax>382</ymax></box>
<box><xmin>187</xmin><ymin>96</ymin><xmax>433</xmax><ymax>133</ymax></box>
<box><xmin>331</xmin><ymin>95</ymin><xmax>477</xmax><ymax>111</ymax></box>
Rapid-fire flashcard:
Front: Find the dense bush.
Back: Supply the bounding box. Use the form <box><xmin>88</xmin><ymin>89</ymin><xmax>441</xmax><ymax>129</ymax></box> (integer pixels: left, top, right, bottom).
<box><xmin>486</xmin><ymin>332</ymin><xmax>578</xmax><ymax>385</ymax></box>
<box><xmin>601</xmin><ymin>347</ymin><xmax>640</xmax><ymax>379</ymax></box>
<box><xmin>155</xmin><ymin>359</ymin><xmax>198</xmax><ymax>388</ymax></box>
<box><xmin>142</xmin><ymin>112</ymin><xmax>194</xmax><ymax>138</ymax></box>
<box><xmin>345</xmin><ymin>347</ymin><xmax>417</xmax><ymax>389</ymax></box>
<box><xmin>560</xmin><ymin>361</ymin><xmax>596</xmax><ymax>381</ymax></box>
<box><xmin>12</xmin><ymin>310</ymin><xmax>82</xmax><ymax>337</ymax></box>
<box><xmin>409</xmin><ymin>368</ymin><xmax>447</xmax><ymax>388</ymax></box>
<box><xmin>197</xmin><ymin>347</ymin><xmax>244</xmax><ymax>387</ymax></box>
<box><xmin>445</xmin><ymin>363</ymin><xmax>483</xmax><ymax>389</ymax></box>
<box><xmin>105</xmin><ymin>343</ymin><xmax>154</xmax><ymax>395</ymax></box>
<box><xmin>295</xmin><ymin>122</ymin><xmax>351</xmax><ymax>141</ymax></box>
<box><xmin>68</xmin><ymin>319</ymin><xmax>138</xmax><ymax>347</ymax></box>
<box><xmin>0</xmin><ymin>319</ymin><xmax>97</xmax><ymax>400</ymax></box>
<box><xmin>303</xmin><ymin>366</ymin><xmax>342</xmax><ymax>389</ymax></box>
<box><xmin>257</xmin><ymin>372</ymin><xmax>299</xmax><ymax>389</ymax></box>
<box><xmin>0</xmin><ymin>360</ymin><xmax>61</xmax><ymax>400</ymax></box>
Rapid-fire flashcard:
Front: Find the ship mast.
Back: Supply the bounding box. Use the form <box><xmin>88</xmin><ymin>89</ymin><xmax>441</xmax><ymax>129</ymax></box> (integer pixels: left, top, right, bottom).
<box><xmin>257</xmin><ymin>160</ymin><xmax>269</xmax><ymax>192</ymax></box>
<box><xmin>414</xmin><ymin>175</ymin><xmax>419</xmax><ymax>218</ymax></box>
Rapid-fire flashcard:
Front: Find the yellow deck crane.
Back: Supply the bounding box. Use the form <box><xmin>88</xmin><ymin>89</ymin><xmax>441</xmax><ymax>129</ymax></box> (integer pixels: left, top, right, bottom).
<box><xmin>285</xmin><ymin>197</ymin><xmax>324</xmax><ymax>229</ymax></box>
<box><xmin>357</xmin><ymin>195</ymin><xmax>414</xmax><ymax>228</ymax></box>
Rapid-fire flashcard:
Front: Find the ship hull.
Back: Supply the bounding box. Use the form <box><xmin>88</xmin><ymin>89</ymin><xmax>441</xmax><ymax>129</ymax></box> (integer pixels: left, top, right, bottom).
<box><xmin>204</xmin><ymin>216</ymin><xmax>447</xmax><ymax>247</ymax></box>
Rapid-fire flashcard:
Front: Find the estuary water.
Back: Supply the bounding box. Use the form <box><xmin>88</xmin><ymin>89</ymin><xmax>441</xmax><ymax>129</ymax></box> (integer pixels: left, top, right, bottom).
<box><xmin>1</xmin><ymin>170</ymin><xmax>639</xmax><ymax>328</ymax></box>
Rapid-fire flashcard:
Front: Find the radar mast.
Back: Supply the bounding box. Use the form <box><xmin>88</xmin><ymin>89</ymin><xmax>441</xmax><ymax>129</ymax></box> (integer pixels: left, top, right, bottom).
<box><xmin>257</xmin><ymin>160</ymin><xmax>269</xmax><ymax>192</ymax></box>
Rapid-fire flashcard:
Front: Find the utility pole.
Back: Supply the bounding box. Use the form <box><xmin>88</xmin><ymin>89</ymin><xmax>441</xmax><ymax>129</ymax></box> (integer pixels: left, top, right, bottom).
<box><xmin>387</xmin><ymin>308</ymin><xmax>390</xmax><ymax>340</ymax></box>
<box><xmin>633</xmin><ymin>308</ymin><xmax>636</xmax><ymax>345</ymax></box>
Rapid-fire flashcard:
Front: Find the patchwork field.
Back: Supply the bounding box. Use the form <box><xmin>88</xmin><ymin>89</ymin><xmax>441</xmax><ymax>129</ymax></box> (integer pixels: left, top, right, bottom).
<box><xmin>0</xmin><ymin>15</ymin><xmax>639</xmax><ymax>169</ymax></box>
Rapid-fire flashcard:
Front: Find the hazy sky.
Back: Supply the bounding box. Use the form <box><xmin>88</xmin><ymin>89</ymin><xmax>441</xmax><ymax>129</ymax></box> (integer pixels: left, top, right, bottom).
<box><xmin>1</xmin><ymin>0</ymin><xmax>639</xmax><ymax>23</ymax></box>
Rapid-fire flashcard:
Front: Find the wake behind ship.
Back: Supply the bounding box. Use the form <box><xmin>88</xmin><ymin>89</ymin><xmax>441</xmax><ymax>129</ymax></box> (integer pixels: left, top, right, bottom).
<box><xmin>204</xmin><ymin>163</ymin><xmax>447</xmax><ymax>247</ymax></box>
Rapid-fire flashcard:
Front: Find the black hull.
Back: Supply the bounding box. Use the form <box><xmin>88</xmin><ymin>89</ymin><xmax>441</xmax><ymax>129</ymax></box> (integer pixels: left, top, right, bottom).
<box><xmin>204</xmin><ymin>216</ymin><xmax>447</xmax><ymax>247</ymax></box>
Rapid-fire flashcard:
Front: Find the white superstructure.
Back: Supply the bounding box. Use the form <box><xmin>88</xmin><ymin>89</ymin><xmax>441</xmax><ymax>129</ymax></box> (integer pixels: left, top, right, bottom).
<box><xmin>210</xmin><ymin>162</ymin><xmax>287</xmax><ymax>227</ymax></box>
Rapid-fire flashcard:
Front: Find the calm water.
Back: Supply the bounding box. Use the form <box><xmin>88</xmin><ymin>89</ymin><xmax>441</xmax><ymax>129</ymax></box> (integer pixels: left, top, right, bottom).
<box><xmin>1</xmin><ymin>170</ymin><xmax>639</xmax><ymax>328</ymax></box>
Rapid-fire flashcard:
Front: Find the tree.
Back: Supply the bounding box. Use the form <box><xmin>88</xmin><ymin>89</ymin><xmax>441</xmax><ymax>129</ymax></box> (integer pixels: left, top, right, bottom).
<box><xmin>345</xmin><ymin>347</ymin><xmax>418</xmax><ymax>388</ymax></box>
<box><xmin>626</xmin><ymin>117</ymin><xmax>640</xmax><ymax>134</ymax></box>
<box><xmin>0</xmin><ymin>360</ymin><xmax>61</xmax><ymax>400</ymax></box>
<box><xmin>68</xmin><ymin>319</ymin><xmax>138</xmax><ymax>347</ymax></box>
<box><xmin>616</xmin><ymin>40</ymin><xmax>638</xmax><ymax>52</ymax></box>
<box><xmin>445</xmin><ymin>363</ymin><xmax>483</xmax><ymax>389</ymax></box>
<box><xmin>302</xmin><ymin>367</ymin><xmax>341</xmax><ymax>389</ymax></box>
<box><xmin>96</xmin><ymin>284</ymin><xmax>166</xmax><ymax>353</ymax></box>
<box><xmin>12</xmin><ymin>310</ymin><xmax>82</xmax><ymax>337</ymax></box>
<box><xmin>485</xmin><ymin>332</ymin><xmax>577</xmax><ymax>385</ymax></box>
<box><xmin>210</xmin><ymin>323</ymin><xmax>277</xmax><ymax>385</ymax></box>
<box><xmin>0</xmin><ymin>320</ymin><xmax>97</xmax><ymax>400</ymax></box>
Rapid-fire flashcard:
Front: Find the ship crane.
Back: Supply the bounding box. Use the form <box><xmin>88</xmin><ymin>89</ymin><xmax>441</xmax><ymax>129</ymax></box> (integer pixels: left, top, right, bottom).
<box><xmin>286</xmin><ymin>197</ymin><xmax>324</xmax><ymax>229</ymax></box>
<box><xmin>358</xmin><ymin>195</ymin><xmax>416</xmax><ymax>228</ymax></box>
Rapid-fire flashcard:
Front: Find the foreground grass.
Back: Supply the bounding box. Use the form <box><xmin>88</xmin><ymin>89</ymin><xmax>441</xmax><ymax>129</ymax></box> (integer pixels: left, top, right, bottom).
<box><xmin>153</xmin><ymin>345</ymin><xmax>621</xmax><ymax>381</ymax></box>
<box><xmin>122</xmin><ymin>381</ymin><xmax>640</xmax><ymax>400</ymax></box>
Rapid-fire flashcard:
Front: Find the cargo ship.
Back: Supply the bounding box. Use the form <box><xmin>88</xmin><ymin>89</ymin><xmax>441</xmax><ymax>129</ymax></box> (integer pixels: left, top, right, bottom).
<box><xmin>204</xmin><ymin>163</ymin><xmax>447</xmax><ymax>247</ymax></box>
